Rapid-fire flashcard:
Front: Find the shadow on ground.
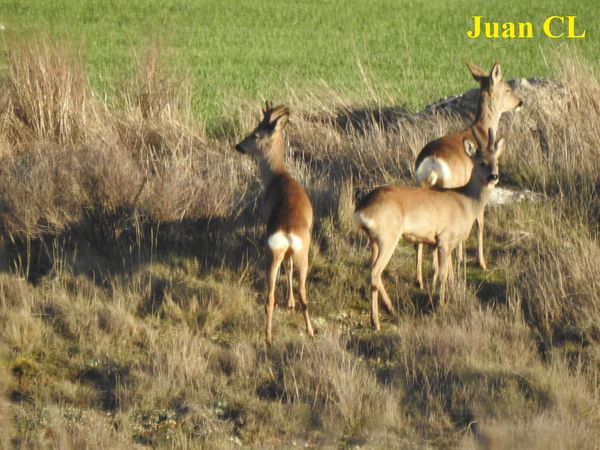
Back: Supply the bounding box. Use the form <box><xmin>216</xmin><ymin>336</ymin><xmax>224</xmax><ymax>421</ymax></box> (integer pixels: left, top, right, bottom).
<box><xmin>0</xmin><ymin>198</ymin><xmax>263</xmax><ymax>286</ymax></box>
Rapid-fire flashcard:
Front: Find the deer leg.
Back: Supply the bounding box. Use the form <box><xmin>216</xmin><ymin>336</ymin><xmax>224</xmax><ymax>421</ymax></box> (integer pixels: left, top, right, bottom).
<box><xmin>432</xmin><ymin>247</ymin><xmax>439</xmax><ymax>288</ymax></box>
<box><xmin>457</xmin><ymin>241</ymin><xmax>464</xmax><ymax>263</ymax></box>
<box><xmin>477</xmin><ymin>211</ymin><xmax>487</xmax><ymax>270</ymax></box>
<box><xmin>266</xmin><ymin>249</ymin><xmax>286</xmax><ymax>345</ymax></box>
<box><xmin>369</xmin><ymin>237</ymin><xmax>398</xmax><ymax>331</ymax></box>
<box><xmin>284</xmin><ymin>253</ymin><xmax>295</xmax><ymax>311</ymax></box>
<box><xmin>448</xmin><ymin>248</ymin><xmax>455</xmax><ymax>281</ymax></box>
<box><xmin>438</xmin><ymin>245</ymin><xmax>451</xmax><ymax>306</ymax></box>
<box><xmin>415</xmin><ymin>243</ymin><xmax>424</xmax><ymax>289</ymax></box>
<box><xmin>369</xmin><ymin>240</ymin><xmax>381</xmax><ymax>330</ymax></box>
<box><xmin>297</xmin><ymin>248</ymin><xmax>314</xmax><ymax>339</ymax></box>
<box><xmin>370</xmin><ymin>238</ymin><xmax>380</xmax><ymax>267</ymax></box>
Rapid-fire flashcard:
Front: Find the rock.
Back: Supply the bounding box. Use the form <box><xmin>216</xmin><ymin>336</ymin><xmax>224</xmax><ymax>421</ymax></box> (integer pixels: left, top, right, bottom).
<box><xmin>489</xmin><ymin>186</ymin><xmax>540</xmax><ymax>206</ymax></box>
<box><xmin>333</xmin><ymin>77</ymin><xmax>569</xmax><ymax>133</ymax></box>
<box><xmin>413</xmin><ymin>77</ymin><xmax>568</xmax><ymax>129</ymax></box>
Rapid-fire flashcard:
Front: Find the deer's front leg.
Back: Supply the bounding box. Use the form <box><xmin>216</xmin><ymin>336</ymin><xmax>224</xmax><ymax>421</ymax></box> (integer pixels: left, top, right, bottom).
<box><xmin>477</xmin><ymin>211</ymin><xmax>487</xmax><ymax>270</ymax></box>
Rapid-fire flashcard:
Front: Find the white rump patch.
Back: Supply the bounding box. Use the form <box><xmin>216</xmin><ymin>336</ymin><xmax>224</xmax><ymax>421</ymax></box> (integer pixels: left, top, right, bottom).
<box><xmin>288</xmin><ymin>234</ymin><xmax>303</xmax><ymax>253</ymax></box>
<box><xmin>268</xmin><ymin>232</ymin><xmax>289</xmax><ymax>250</ymax></box>
<box><xmin>268</xmin><ymin>231</ymin><xmax>303</xmax><ymax>253</ymax></box>
<box><xmin>353</xmin><ymin>211</ymin><xmax>375</xmax><ymax>230</ymax></box>
<box><xmin>415</xmin><ymin>157</ymin><xmax>451</xmax><ymax>186</ymax></box>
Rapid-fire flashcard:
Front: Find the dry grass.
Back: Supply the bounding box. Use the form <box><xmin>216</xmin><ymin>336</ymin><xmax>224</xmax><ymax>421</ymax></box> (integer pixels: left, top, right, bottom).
<box><xmin>0</xmin><ymin>39</ymin><xmax>600</xmax><ymax>449</ymax></box>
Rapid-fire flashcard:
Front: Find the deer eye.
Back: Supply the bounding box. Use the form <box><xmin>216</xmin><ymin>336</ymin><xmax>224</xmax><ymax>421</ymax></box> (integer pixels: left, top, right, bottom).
<box><xmin>253</xmin><ymin>133</ymin><xmax>260</xmax><ymax>139</ymax></box>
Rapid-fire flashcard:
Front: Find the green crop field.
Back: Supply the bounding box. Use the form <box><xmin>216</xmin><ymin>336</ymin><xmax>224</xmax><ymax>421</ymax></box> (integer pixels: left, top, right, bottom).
<box><xmin>0</xmin><ymin>0</ymin><xmax>597</xmax><ymax>130</ymax></box>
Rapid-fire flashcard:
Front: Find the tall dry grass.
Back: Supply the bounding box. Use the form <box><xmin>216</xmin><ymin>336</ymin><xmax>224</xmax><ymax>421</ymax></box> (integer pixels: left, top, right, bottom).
<box><xmin>2</xmin><ymin>40</ymin><xmax>88</xmax><ymax>146</ymax></box>
<box><xmin>0</xmin><ymin>40</ymin><xmax>240</xmax><ymax>242</ymax></box>
<box><xmin>0</xmin><ymin>39</ymin><xmax>599</xmax><ymax>449</ymax></box>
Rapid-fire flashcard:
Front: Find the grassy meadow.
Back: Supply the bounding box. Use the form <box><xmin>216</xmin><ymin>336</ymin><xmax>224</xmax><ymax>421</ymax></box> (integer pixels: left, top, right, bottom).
<box><xmin>0</xmin><ymin>1</ymin><xmax>600</xmax><ymax>449</ymax></box>
<box><xmin>0</xmin><ymin>0</ymin><xmax>598</xmax><ymax>130</ymax></box>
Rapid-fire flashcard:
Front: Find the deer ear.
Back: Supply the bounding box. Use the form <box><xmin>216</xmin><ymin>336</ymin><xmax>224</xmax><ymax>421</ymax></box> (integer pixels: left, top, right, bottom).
<box><xmin>494</xmin><ymin>137</ymin><xmax>505</xmax><ymax>157</ymax></box>
<box><xmin>466</xmin><ymin>62</ymin><xmax>487</xmax><ymax>83</ymax></box>
<box><xmin>463</xmin><ymin>138</ymin><xmax>477</xmax><ymax>157</ymax></box>
<box><xmin>273</xmin><ymin>112</ymin><xmax>289</xmax><ymax>131</ymax></box>
<box><xmin>490</xmin><ymin>63</ymin><xmax>502</xmax><ymax>84</ymax></box>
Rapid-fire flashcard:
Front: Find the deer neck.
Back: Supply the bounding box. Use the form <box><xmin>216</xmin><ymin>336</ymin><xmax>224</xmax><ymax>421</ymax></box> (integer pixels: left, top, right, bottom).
<box><xmin>455</xmin><ymin>178</ymin><xmax>494</xmax><ymax>217</ymax></box>
<box><xmin>257</xmin><ymin>133</ymin><xmax>286</xmax><ymax>188</ymax></box>
<box><xmin>472</xmin><ymin>91</ymin><xmax>501</xmax><ymax>138</ymax></box>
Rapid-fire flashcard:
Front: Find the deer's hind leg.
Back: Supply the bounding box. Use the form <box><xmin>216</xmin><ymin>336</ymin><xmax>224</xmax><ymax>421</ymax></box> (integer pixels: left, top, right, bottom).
<box><xmin>369</xmin><ymin>234</ymin><xmax>399</xmax><ymax>331</ymax></box>
<box><xmin>284</xmin><ymin>253</ymin><xmax>295</xmax><ymax>311</ymax></box>
<box><xmin>296</xmin><ymin>244</ymin><xmax>314</xmax><ymax>339</ymax></box>
<box><xmin>266</xmin><ymin>248</ymin><xmax>286</xmax><ymax>344</ymax></box>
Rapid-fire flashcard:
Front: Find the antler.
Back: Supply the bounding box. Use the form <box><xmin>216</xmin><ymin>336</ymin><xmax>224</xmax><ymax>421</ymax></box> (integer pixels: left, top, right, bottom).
<box><xmin>487</xmin><ymin>128</ymin><xmax>495</xmax><ymax>152</ymax></box>
<box><xmin>471</xmin><ymin>127</ymin><xmax>485</xmax><ymax>151</ymax></box>
<box><xmin>471</xmin><ymin>127</ymin><xmax>496</xmax><ymax>153</ymax></box>
<box><xmin>261</xmin><ymin>100</ymin><xmax>274</xmax><ymax>119</ymax></box>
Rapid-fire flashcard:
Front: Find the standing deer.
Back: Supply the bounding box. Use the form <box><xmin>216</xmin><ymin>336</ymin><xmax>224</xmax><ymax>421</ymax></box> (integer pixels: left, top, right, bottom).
<box><xmin>413</xmin><ymin>62</ymin><xmax>521</xmax><ymax>288</ymax></box>
<box><xmin>354</xmin><ymin>128</ymin><xmax>504</xmax><ymax>331</ymax></box>
<box><xmin>235</xmin><ymin>102</ymin><xmax>314</xmax><ymax>345</ymax></box>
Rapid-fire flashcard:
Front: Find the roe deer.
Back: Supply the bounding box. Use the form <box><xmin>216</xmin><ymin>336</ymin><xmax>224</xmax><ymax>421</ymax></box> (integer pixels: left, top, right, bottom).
<box><xmin>235</xmin><ymin>101</ymin><xmax>314</xmax><ymax>345</ymax></box>
<box><xmin>355</xmin><ymin>128</ymin><xmax>504</xmax><ymax>331</ymax></box>
<box><xmin>413</xmin><ymin>62</ymin><xmax>521</xmax><ymax>288</ymax></box>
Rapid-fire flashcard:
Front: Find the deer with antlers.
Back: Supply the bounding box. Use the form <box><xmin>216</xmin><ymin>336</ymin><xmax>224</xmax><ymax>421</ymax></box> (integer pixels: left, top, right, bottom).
<box><xmin>354</xmin><ymin>128</ymin><xmax>504</xmax><ymax>330</ymax></box>
<box><xmin>413</xmin><ymin>62</ymin><xmax>521</xmax><ymax>288</ymax></box>
<box><xmin>235</xmin><ymin>102</ymin><xmax>314</xmax><ymax>345</ymax></box>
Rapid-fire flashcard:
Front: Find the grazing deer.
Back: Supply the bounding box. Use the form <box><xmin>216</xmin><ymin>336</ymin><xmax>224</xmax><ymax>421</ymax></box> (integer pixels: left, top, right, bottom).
<box><xmin>413</xmin><ymin>62</ymin><xmax>521</xmax><ymax>288</ymax></box>
<box><xmin>235</xmin><ymin>101</ymin><xmax>315</xmax><ymax>345</ymax></box>
<box><xmin>354</xmin><ymin>128</ymin><xmax>504</xmax><ymax>331</ymax></box>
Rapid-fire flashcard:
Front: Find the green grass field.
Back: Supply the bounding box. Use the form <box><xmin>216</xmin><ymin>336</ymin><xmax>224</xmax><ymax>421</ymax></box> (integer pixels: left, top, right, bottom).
<box><xmin>1</xmin><ymin>0</ymin><xmax>598</xmax><ymax>130</ymax></box>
